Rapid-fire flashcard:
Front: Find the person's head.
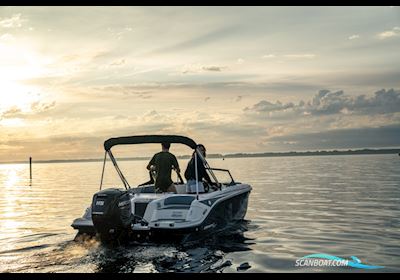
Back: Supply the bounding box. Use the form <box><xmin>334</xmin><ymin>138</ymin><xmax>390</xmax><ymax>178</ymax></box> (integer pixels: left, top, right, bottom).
<box><xmin>161</xmin><ymin>142</ymin><xmax>170</xmax><ymax>151</ymax></box>
<box><xmin>196</xmin><ymin>144</ymin><xmax>206</xmax><ymax>157</ymax></box>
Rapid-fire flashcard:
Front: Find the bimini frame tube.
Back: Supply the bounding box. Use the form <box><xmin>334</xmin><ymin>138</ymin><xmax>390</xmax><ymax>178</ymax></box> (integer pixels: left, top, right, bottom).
<box><xmin>196</xmin><ymin>148</ymin><xmax>219</xmax><ymax>185</ymax></box>
<box><xmin>107</xmin><ymin>150</ymin><xmax>131</xmax><ymax>190</ymax></box>
<box><xmin>193</xmin><ymin>147</ymin><xmax>220</xmax><ymax>199</ymax></box>
<box><xmin>195</xmin><ymin>151</ymin><xmax>199</xmax><ymax>199</ymax></box>
<box><xmin>99</xmin><ymin>151</ymin><xmax>107</xmax><ymax>190</ymax></box>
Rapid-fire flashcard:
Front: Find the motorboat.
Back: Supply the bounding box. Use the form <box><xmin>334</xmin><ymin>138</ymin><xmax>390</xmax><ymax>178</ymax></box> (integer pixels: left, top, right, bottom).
<box><xmin>72</xmin><ymin>135</ymin><xmax>252</xmax><ymax>243</ymax></box>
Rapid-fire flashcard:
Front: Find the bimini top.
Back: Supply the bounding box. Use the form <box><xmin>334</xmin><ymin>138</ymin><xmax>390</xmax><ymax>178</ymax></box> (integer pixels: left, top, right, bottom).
<box><xmin>104</xmin><ymin>135</ymin><xmax>197</xmax><ymax>151</ymax></box>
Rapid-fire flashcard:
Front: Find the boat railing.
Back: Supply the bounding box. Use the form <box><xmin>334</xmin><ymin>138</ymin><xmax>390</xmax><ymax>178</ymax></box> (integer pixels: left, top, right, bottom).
<box><xmin>206</xmin><ymin>167</ymin><xmax>235</xmax><ymax>185</ymax></box>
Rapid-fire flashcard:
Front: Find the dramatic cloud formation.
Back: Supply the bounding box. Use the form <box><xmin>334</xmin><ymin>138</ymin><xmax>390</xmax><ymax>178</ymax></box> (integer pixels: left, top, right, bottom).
<box><xmin>245</xmin><ymin>89</ymin><xmax>400</xmax><ymax>117</ymax></box>
<box><xmin>0</xmin><ymin>6</ymin><xmax>399</xmax><ymax>161</ymax></box>
<box><xmin>241</xmin><ymin>88</ymin><xmax>400</xmax><ymax>151</ymax></box>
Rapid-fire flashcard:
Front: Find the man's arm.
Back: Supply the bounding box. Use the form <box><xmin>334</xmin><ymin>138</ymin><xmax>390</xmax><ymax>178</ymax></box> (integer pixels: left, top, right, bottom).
<box><xmin>147</xmin><ymin>155</ymin><xmax>156</xmax><ymax>170</ymax></box>
<box><xmin>172</xmin><ymin>154</ymin><xmax>180</xmax><ymax>173</ymax></box>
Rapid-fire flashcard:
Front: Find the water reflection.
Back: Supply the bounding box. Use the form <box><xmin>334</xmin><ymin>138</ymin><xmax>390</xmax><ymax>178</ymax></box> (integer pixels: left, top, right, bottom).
<box><xmin>0</xmin><ymin>165</ymin><xmax>29</xmax><ymax>253</ymax></box>
<box><xmin>0</xmin><ymin>219</ymin><xmax>254</xmax><ymax>272</ymax></box>
<box><xmin>91</xmin><ymin>220</ymin><xmax>254</xmax><ymax>273</ymax></box>
<box><xmin>0</xmin><ymin>155</ymin><xmax>399</xmax><ymax>272</ymax></box>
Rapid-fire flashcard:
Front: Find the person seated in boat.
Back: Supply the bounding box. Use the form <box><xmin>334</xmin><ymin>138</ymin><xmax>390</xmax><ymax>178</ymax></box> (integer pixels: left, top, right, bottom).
<box><xmin>147</xmin><ymin>142</ymin><xmax>181</xmax><ymax>193</ymax></box>
<box><xmin>184</xmin><ymin>144</ymin><xmax>216</xmax><ymax>193</ymax></box>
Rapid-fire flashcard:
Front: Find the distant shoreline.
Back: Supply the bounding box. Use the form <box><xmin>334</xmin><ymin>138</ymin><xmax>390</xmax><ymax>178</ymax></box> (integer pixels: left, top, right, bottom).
<box><xmin>1</xmin><ymin>148</ymin><xmax>399</xmax><ymax>165</ymax></box>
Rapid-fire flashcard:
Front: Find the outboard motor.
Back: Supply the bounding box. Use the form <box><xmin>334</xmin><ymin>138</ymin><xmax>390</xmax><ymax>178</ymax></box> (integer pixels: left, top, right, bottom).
<box><xmin>91</xmin><ymin>188</ymin><xmax>132</xmax><ymax>242</ymax></box>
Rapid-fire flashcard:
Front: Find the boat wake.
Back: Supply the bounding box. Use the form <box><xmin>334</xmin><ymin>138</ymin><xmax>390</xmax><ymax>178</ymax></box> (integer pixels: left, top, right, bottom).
<box><xmin>80</xmin><ymin>219</ymin><xmax>254</xmax><ymax>273</ymax></box>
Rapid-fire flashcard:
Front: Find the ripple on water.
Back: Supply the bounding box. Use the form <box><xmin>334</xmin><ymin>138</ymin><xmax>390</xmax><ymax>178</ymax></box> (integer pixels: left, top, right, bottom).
<box><xmin>0</xmin><ymin>155</ymin><xmax>399</xmax><ymax>272</ymax></box>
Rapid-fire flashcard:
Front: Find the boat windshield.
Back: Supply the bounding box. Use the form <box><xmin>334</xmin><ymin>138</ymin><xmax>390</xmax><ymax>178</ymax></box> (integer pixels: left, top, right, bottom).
<box><xmin>206</xmin><ymin>168</ymin><xmax>235</xmax><ymax>185</ymax></box>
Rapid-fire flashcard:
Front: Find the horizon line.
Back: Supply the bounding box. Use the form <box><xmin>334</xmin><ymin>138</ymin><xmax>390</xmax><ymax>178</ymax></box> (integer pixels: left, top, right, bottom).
<box><xmin>1</xmin><ymin>147</ymin><xmax>399</xmax><ymax>165</ymax></box>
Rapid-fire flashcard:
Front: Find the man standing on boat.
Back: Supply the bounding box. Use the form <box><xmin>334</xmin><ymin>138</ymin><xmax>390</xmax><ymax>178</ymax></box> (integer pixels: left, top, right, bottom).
<box><xmin>147</xmin><ymin>142</ymin><xmax>180</xmax><ymax>193</ymax></box>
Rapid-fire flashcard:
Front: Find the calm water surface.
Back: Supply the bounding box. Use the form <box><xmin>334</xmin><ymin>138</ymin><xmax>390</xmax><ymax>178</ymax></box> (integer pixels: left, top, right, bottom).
<box><xmin>0</xmin><ymin>154</ymin><xmax>399</xmax><ymax>272</ymax></box>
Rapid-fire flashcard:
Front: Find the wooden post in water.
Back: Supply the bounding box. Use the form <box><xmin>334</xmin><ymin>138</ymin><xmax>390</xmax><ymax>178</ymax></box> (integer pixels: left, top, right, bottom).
<box><xmin>29</xmin><ymin>157</ymin><xmax>32</xmax><ymax>180</ymax></box>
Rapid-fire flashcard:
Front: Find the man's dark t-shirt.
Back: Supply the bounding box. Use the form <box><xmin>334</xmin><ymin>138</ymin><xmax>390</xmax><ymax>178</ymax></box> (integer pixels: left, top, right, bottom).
<box><xmin>148</xmin><ymin>151</ymin><xmax>179</xmax><ymax>191</ymax></box>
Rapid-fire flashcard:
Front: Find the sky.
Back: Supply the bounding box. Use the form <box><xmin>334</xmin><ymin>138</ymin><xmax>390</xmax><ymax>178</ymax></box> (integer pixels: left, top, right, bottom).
<box><xmin>0</xmin><ymin>6</ymin><xmax>400</xmax><ymax>161</ymax></box>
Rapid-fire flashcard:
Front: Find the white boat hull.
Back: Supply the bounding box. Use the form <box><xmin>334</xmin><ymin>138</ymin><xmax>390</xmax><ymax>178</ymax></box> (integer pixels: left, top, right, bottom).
<box><xmin>72</xmin><ymin>183</ymin><xmax>251</xmax><ymax>242</ymax></box>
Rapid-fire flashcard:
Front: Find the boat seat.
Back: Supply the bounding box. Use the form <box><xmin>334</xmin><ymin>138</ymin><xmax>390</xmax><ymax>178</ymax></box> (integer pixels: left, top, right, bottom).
<box><xmin>164</xmin><ymin>195</ymin><xmax>195</xmax><ymax>206</ymax></box>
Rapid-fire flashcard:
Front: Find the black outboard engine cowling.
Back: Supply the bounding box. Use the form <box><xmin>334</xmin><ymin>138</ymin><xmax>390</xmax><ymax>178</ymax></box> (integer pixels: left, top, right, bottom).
<box><xmin>91</xmin><ymin>188</ymin><xmax>132</xmax><ymax>241</ymax></box>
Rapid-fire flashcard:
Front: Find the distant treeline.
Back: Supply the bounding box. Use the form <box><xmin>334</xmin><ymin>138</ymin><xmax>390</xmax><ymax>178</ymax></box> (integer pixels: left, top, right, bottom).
<box><xmin>218</xmin><ymin>148</ymin><xmax>400</xmax><ymax>158</ymax></box>
<box><xmin>1</xmin><ymin>148</ymin><xmax>400</xmax><ymax>165</ymax></box>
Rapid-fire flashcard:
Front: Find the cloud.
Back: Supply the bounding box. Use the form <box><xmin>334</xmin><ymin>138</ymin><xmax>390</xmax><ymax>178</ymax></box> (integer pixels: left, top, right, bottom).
<box><xmin>30</xmin><ymin>101</ymin><xmax>57</xmax><ymax>113</ymax></box>
<box><xmin>245</xmin><ymin>100</ymin><xmax>294</xmax><ymax>113</ymax></box>
<box><xmin>181</xmin><ymin>64</ymin><xmax>226</xmax><ymax>74</ymax></box>
<box><xmin>89</xmin><ymin>85</ymin><xmax>153</xmax><ymax>99</ymax></box>
<box><xmin>148</xmin><ymin>25</ymin><xmax>239</xmax><ymax>55</ymax></box>
<box><xmin>109</xmin><ymin>59</ymin><xmax>126</xmax><ymax>66</ymax></box>
<box><xmin>234</xmin><ymin>96</ymin><xmax>242</xmax><ymax>102</ymax></box>
<box><xmin>133</xmin><ymin>80</ymin><xmax>318</xmax><ymax>92</ymax></box>
<box><xmin>378</xmin><ymin>26</ymin><xmax>400</xmax><ymax>39</ymax></box>
<box><xmin>283</xmin><ymin>54</ymin><xmax>316</xmax><ymax>59</ymax></box>
<box><xmin>0</xmin><ymin>33</ymin><xmax>15</xmax><ymax>41</ymax></box>
<box><xmin>237</xmin><ymin>58</ymin><xmax>244</xmax><ymax>64</ymax></box>
<box><xmin>106</xmin><ymin>26</ymin><xmax>133</xmax><ymax>40</ymax></box>
<box><xmin>0</xmin><ymin>106</ymin><xmax>23</xmax><ymax>119</ymax></box>
<box><xmin>0</xmin><ymin>101</ymin><xmax>57</xmax><ymax>120</ymax></box>
<box><xmin>0</xmin><ymin>134</ymin><xmax>106</xmax><ymax>161</ymax></box>
<box><xmin>0</xmin><ymin>113</ymin><xmax>265</xmax><ymax>161</ymax></box>
<box><xmin>262</xmin><ymin>54</ymin><xmax>276</xmax><ymax>59</ymax></box>
<box><xmin>0</xmin><ymin>13</ymin><xmax>25</xmax><ymax>28</ymax></box>
<box><xmin>141</xmin><ymin>110</ymin><xmax>161</xmax><ymax>122</ymax></box>
<box><xmin>321</xmin><ymin>69</ymin><xmax>400</xmax><ymax>88</ymax></box>
<box><xmin>261</xmin><ymin>53</ymin><xmax>316</xmax><ymax>60</ymax></box>
<box><xmin>189</xmin><ymin>120</ymin><xmax>264</xmax><ymax>138</ymax></box>
<box><xmin>113</xmin><ymin>115</ymin><xmax>127</xmax><ymax>120</ymax></box>
<box><xmin>245</xmin><ymin>88</ymin><xmax>400</xmax><ymax>117</ymax></box>
<box><xmin>348</xmin><ymin>34</ymin><xmax>360</xmax><ymax>40</ymax></box>
<box><xmin>202</xmin><ymin>66</ymin><xmax>223</xmax><ymax>72</ymax></box>
<box><xmin>265</xmin><ymin>124</ymin><xmax>400</xmax><ymax>150</ymax></box>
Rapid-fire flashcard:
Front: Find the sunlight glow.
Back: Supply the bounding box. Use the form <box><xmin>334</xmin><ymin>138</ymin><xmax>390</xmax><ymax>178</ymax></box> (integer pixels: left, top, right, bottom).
<box><xmin>0</xmin><ymin>81</ymin><xmax>40</xmax><ymax>111</ymax></box>
<box><xmin>0</xmin><ymin>40</ymin><xmax>51</xmax><ymax>112</ymax></box>
<box><xmin>3</xmin><ymin>166</ymin><xmax>21</xmax><ymax>188</ymax></box>
<box><xmin>0</xmin><ymin>118</ymin><xmax>26</xmax><ymax>127</ymax></box>
<box><xmin>0</xmin><ymin>165</ymin><xmax>27</xmax><ymax>246</ymax></box>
